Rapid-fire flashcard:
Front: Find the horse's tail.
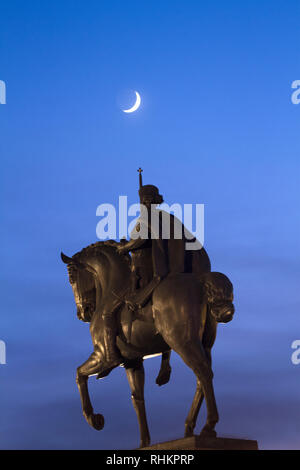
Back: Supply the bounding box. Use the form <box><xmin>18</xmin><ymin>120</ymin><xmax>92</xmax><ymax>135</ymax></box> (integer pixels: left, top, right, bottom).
<box><xmin>202</xmin><ymin>272</ymin><xmax>235</xmax><ymax>324</ymax></box>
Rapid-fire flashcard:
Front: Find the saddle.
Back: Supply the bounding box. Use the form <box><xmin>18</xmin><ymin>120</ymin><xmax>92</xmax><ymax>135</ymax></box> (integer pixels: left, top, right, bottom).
<box><xmin>112</xmin><ymin>276</ymin><xmax>161</xmax><ymax>345</ymax></box>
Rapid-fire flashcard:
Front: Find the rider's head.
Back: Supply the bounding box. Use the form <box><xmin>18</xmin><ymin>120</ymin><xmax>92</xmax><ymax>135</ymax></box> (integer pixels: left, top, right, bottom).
<box><xmin>139</xmin><ymin>185</ymin><xmax>163</xmax><ymax>208</ymax></box>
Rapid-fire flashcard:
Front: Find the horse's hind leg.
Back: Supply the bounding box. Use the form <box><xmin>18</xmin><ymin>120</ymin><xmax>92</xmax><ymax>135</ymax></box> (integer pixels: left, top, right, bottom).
<box><xmin>184</xmin><ymin>379</ymin><xmax>204</xmax><ymax>437</ymax></box>
<box><xmin>164</xmin><ymin>336</ymin><xmax>218</xmax><ymax>438</ymax></box>
<box><xmin>125</xmin><ymin>358</ymin><xmax>150</xmax><ymax>448</ymax></box>
<box><xmin>184</xmin><ymin>346</ymin><xmax>213</xmax><ymax>437</ymax></box>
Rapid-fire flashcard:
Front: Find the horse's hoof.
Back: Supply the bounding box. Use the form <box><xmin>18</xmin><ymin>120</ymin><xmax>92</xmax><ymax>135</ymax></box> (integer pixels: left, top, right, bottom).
<box><xmin>184</xmin><ymin>424</ymin><xmax>194</xmax><ymax>438</ymax></box>
<box><xmin>199</xmin><ymin>427</ymin><xmax>217</xmax><ymax>439</ymax></box>
<box><xmin>140</xmin><ymin>438</ymin><xmax>150</xmax><ymax>448</ymax></box>
<box><xmin>156</xmin><ymin>367</ymin><xmax>171</xmax><ymax>386</ymax></box>
<box><xmin>88</xmin><ymin>413</ymin><xmax>104</xmax><ymax>430</ymax></box>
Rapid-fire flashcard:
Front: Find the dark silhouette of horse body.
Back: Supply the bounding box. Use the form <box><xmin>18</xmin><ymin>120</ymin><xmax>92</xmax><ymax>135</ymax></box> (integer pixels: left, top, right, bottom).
<box><xmin>61</xmin><ymin>241</ymin><xmax>234</xmax><ymax>447</ymax></box>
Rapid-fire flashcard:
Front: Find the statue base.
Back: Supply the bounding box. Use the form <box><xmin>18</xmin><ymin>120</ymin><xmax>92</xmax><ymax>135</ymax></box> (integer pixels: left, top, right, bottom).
<box><xmin>139</xmin><ymin>435</ymin><xmax>258</xmax><ymax>450</ymax></box>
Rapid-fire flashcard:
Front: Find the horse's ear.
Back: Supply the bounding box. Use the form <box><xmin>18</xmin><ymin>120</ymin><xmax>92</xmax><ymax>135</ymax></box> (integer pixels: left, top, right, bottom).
<box><xmin>61</xmin><ymin>252</ymin><xmax>73</xmax><ymax>264</ymax></box>
<box><xmin>61</xmin><ymin>252</ymin><xmax>89</xmax><ymax>272</ymax></box>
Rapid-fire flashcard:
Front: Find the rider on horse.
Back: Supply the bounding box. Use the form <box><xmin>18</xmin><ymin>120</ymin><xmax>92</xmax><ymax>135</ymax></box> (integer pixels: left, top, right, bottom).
<box><xmin>102</xmin><ymin>169</ymin><xmax>208</xmax><ymax>370</ymax></box>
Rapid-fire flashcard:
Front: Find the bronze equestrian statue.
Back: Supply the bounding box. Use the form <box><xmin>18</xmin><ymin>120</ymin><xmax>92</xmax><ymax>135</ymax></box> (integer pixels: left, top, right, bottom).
<box><xmin>61</xmin><ymin>172</ymin><xmax>234</xmax><ymax>448</ymax></box>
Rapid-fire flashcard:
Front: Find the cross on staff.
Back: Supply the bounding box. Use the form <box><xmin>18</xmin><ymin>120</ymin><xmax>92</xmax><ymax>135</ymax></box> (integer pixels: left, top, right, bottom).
<box><xmin>137</xmin><ymin>167</ymin><xmax>143</xmax><ymax>189</ymax></box>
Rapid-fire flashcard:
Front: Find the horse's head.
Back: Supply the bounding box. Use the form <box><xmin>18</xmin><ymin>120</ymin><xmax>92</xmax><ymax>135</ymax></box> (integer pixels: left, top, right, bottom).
<box><xmin>61</xmin><ymin>241</ymin><xmax>131</xmax><ymax>322</ymax></box>
<box><xmin>202</xmin><ymin>272</ymin><xmax>235</xmax><ymax>323</ymax></box>
<box><xmin>61</xmin><ymin>252</ymin><xmax>96</xmax><ymax>322</ymax></box>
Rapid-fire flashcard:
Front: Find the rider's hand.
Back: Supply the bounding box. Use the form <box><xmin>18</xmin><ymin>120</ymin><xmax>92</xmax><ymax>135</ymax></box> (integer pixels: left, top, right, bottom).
<box><xmin>117</xmin><ymin>243</ymin><xmax>127</xmax><ymax>255</ymax></box>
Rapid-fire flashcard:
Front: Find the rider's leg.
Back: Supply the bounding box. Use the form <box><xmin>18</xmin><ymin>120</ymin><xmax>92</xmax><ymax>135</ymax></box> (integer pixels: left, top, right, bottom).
<box><xmin>131</xmin><ymin>266</ymin><xmax>140</xmax><ymax>292</ymax></box>
<box><xmin>102</xmin><ymin>314</ymin><xmax>122</xmax><ymax>365</ymax></box>
<box><xmin>156</xmin><ymin>350</ymin><xmax>172</xmax><ymax>386</ymax></box>
<box><xmin>126</xmin><ymin>275</ymin><xmax>163</xmax><ymax>311</ymax></box>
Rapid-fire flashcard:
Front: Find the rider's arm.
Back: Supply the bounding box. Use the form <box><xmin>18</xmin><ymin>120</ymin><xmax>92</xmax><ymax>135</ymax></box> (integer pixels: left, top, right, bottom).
<box><xmin>118</xmin><ymin>236</ymin><xmax>147</xmax><ymax>254</ymax></box>
<box><xmin>118</xmin><ymin>220</ymin><xmax>150</xmax><ymax>254</ymax></box>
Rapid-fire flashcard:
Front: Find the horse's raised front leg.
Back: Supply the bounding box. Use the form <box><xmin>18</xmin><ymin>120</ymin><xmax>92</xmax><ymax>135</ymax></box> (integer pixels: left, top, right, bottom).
<box><xmin>125</xmin><ymin>358</ymin><xmax>150</xmax><ymax>448</ymax></box>
<box><xmin>156</xmin><ymin>350</ymin><xmax>172</xmax><ymax>386</ymax></box>
<box><xmin>76</xmin><ymin>351</ymin><xmax>105</xmax><ymax>431</ymax></box>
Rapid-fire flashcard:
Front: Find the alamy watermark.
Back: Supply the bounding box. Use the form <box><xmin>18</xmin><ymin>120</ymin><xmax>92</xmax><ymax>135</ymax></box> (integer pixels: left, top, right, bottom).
<box><xmin>291</xmin><ymin>340</ymin><xmax>300</xmax><ymax>365</ymax></box>
<box><xmin>0</xmin><ymin>340</ymin><xmax>6</xmax><ymax>364</ymax></box>
<box><xmin>291</xmin><ymin>80</ymin><xmax>300</xmax><ymax>105</ymax></box>
<box><xmin>0</xmin><ymin>80</ymin><xmax>6</xmax><ymax>104</ymax></box>
<box><xmin>96</xmin><ymin>196</ymin><xmax>204</xmax><ymax>250</ymax></box>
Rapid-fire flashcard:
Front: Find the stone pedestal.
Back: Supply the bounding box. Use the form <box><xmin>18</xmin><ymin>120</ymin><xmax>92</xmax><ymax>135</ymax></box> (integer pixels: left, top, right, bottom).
<box><xmin>140</xmin><ymin>435</ymin><xmax>258</xmax><ymax>450</ymax></box>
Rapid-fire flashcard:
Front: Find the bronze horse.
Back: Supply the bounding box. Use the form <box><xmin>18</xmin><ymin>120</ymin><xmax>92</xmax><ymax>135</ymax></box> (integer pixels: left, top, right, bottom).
<box><xmin>61</xmin><ymin>241</ymin><xmax>234</xmax><ymax>447</ymax></box>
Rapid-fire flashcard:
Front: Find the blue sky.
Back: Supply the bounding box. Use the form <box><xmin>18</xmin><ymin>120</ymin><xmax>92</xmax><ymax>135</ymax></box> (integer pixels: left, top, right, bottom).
<box><xmin>0</xmin><ymin>0</ymin><xmax>299</xmax><ymax>449</ymax></box>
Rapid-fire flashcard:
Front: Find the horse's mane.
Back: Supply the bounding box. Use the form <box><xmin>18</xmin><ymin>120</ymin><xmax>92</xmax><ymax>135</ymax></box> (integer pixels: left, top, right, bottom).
<box><xmin>72</xmin><ymin>240</ymin><xmax>131</xmax><ymax>269</ymax></box>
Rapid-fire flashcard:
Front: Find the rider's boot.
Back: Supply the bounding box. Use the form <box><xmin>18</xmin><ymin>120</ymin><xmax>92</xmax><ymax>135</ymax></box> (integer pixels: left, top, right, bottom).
<box><xmin>103</xmin><ymin>315</ymin><xmax>123</xmax><ymax>367</ymax></box>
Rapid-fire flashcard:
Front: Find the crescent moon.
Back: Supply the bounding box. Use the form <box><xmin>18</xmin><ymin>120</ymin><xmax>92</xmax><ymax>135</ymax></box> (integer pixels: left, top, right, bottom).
<box><xmin>123</xmin><ymin>91</ymin><xmax>141</xmax><ymax>113</ymax></box>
